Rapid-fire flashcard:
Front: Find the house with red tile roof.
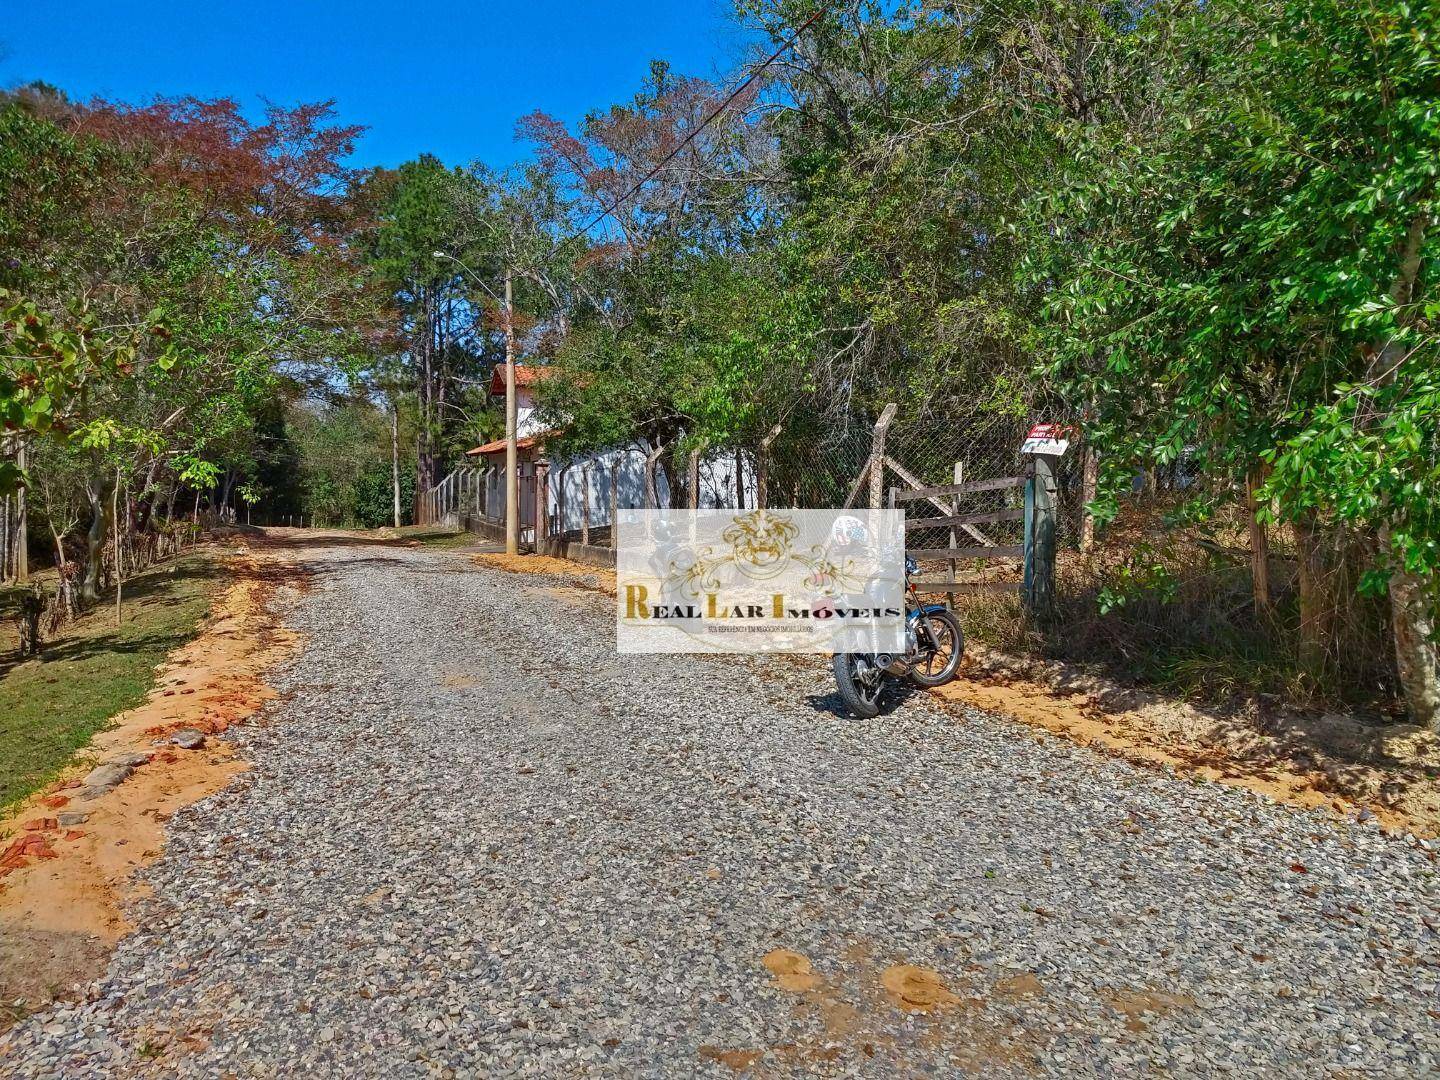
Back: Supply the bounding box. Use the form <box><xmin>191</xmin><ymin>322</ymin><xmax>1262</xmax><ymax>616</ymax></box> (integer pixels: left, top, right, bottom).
<box><xmin>442</xmin><ymin>362</ymin><xmax>750</xmax><ymax>553</ymax></box>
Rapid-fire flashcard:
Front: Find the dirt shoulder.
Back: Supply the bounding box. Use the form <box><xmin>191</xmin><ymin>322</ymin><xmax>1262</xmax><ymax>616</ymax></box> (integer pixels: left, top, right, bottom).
<box><xmin>936</xmin><ymin>649</ymin><xmax>1440</xmax><ymax>838</ymax></box>
<box><xmin>469</xmin><ymin>547</ymin><xmax>1440</xmax><ymax>839</ymax></box>
<box><xmin>471</xmin><ymin>550</ymin><xmax>618</xmax><ymax>594</ymax></box>
<box><xmin>0</xmin><ymin>542</ymin><xmax>305</xmax><ymax>1026</ymax></box>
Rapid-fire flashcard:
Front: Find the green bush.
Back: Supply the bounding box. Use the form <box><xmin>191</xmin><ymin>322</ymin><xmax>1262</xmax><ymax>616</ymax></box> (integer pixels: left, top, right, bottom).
<box><xmin>352</xmin><ymin>462</ymin><xmax>413</xmax><ymax>528</ymax></box>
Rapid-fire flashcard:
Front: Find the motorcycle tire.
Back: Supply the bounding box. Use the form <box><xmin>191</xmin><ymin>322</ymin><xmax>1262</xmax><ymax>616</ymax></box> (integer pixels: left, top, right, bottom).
<box><xmin>906</xmin><ymin>609</ymin><xmax>964</xmax><ymax>688</ymax></box>
<box><xmin>832</xmin><ymin>652</ymin><xmax>884</xmax><ymax>718</ymax></box>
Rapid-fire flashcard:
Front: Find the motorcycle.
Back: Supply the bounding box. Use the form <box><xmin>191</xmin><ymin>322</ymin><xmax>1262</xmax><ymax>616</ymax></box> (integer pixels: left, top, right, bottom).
<box><xmin>831</xmin><ymin>557</ymin><xmax>964</xmax><ymax>718</ymax></box>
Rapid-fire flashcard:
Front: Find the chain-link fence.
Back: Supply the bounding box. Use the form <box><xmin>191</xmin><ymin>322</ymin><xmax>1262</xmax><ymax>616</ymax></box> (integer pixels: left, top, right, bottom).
<box><xmin>423</xmin><ymin>401</ymin><xmax>1410</xmax><ymax>708</ymax></box>
<box><xmin>426</xmin><ymin>401</ymin><xmax>1084</xmax><ymax>558</ymax></box>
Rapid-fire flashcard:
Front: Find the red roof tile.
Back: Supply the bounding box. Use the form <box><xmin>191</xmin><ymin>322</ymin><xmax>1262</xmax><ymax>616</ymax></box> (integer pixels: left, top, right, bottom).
<box><xmin>488</xmin><ymin>364</ymin><xmax>553</xmax><ymax>396</ymax></box>
<box><xmin>464</xmin><ymin>433</ymin><xmax>543</xmax><ymax>457</ymax></box>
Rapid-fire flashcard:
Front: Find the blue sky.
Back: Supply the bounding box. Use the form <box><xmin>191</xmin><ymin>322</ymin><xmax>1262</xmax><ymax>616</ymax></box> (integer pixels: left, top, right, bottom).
<box><xmin>1</xmin><ymin>1</ymin><xmax>756</xmax><ymax>170</ymax></box>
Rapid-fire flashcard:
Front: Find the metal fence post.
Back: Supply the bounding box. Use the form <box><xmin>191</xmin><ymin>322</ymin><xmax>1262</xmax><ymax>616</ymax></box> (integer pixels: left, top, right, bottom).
<box><xmin>557</xmin><ymin>463</ymin><xmax>569</xmax><ymax>540</ymax></box>
<box><xmin>688</xmin><ymin>446</ymin><xmax>701</xmax><ymax>510</ymax></box>
<box><xmin>536</xmin><ymin>462</ymin><xmax>549</xmax><ymax>553</ymax></box>
<box><xmin>1023</xmin><ymin>453</ymin><xmax>1058</xmax><ymax>619</ymax></box>
<box><xmin>581</xmin><ymin>462</ymin><xmax>592</xmax><ymax>546</ymax></box>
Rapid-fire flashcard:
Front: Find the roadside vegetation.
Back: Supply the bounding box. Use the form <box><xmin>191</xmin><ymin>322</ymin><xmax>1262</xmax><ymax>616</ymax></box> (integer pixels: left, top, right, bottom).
<box><xmin>1</xmin><ymin>0</ymin><xmax>1436</xmax><ymax>725</ymax></box>
<box><xmin>0</xmin><ymin>554</ymin><xmax>217</xmax><ymax>809</ymax></box>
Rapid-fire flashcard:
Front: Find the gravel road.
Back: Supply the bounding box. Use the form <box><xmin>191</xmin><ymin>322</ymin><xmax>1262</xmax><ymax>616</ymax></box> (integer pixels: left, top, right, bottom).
<box><xmin>3</xmin><ymin>537</ymin><xmax>1438</xmax><ymax>1077</ymax></box>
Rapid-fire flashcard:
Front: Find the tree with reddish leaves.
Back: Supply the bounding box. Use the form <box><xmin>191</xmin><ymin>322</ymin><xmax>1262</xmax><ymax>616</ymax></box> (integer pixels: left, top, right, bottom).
<box><xmin>73</xmin><ymin>96</ymin><xmax>363</xmax><ymax>248</ymax></box>
<box><xmin>0</xmin><ymin>89</ymin><xmax>377</xmax><ymax>605</ymax></box>
<box><xmin>517</xmin><ymin>60</ymin><xmax>762</xmax><ymax>253</ymax></box>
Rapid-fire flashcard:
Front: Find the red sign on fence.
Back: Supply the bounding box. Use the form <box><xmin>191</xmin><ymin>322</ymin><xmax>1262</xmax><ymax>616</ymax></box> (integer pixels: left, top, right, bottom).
<box><xmin>1020</xmin><ymin>423</ymin><xmax>1071</xmax><ymax>457</ymax></box>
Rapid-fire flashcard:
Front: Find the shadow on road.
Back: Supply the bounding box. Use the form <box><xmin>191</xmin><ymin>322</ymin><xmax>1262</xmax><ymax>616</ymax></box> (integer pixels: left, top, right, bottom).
<box><xmin>805</xmin><ymin>679</ymin><xmax>924</xmax><ymax>720</ymax></box>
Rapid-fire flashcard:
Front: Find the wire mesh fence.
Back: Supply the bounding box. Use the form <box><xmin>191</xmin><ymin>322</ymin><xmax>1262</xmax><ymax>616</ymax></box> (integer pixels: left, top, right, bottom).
<box><xmin>424</xmin><ymin>402</ymin><xmax>1083</xmax><ymax>553</ymax></box>
<box><xmin>420</xmin><ymin>400</ymin><xmax>1418</xmax><ymax>709</ymax></box>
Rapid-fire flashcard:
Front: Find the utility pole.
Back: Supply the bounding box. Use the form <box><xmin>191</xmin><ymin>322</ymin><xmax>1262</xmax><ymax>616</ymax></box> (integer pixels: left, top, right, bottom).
<box><xmin>504</xmin><ymin>268</ymin><xmax>519</xmax><ymax>555</ymax></box>
<box><xmin>430</xmin><ymin>248</ymin><xmax>520</xmax><ymax>553</ymax></box>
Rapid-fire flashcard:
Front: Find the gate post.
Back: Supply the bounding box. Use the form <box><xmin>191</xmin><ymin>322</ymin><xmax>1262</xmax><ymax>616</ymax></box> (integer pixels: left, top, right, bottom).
<box><xmin>609</xmin><ymin>457</ymin><xmax>621</xmax><ymax>549</ymax></box>
<box><xmin>868</xmin><ymin>403</ymin><xmax>898</xmax><ymax>510</ymax></box>
<box><xmin>536</xmin><ymin>462</ymin><xmax>550</xmax><ymax>554</ymax></box>
<box><xmin>1023</xmin><ymin>454</ymin><xmax>1058</xmax><ymax>619</ymax></box>
<box><xmin>581</xmin><ymin>462</ymin><xmax>592</xmax><ymax>546</ymax></box>
<box><xmin>557</xmin><ymin>463</ymin><xmax>569</xmax><ymax>541</ymax></box>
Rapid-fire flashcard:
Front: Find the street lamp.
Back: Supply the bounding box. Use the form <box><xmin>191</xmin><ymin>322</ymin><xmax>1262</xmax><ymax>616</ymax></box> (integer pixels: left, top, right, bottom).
<box><xmin>434</xmin><ymin>251</ymin><xmax>520</xmax><ymax>556</ymax></box>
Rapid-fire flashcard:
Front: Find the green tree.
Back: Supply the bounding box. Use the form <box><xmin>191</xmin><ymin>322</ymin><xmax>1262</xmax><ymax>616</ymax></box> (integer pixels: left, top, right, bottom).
<box><xmin>1024</xmin><ymin>0</ymin><xmax>1440</xmax><ymax>725</ymax></box>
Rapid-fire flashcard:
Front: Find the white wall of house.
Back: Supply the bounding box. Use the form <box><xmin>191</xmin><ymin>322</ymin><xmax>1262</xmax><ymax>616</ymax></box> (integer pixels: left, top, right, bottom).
<box><xmin>516</xmin><ymin>386</ymin><xmax>545</xmax><ymax>439</ymax></box>
<box><xmin>458</xmin><ymin>442</ymin><xmax>759</xmax><ymax>538</ymax></box>
<box><xmin>546</xmin><ymin>444</ymin><xmax>757</xmax><ymax>535</ymax></box>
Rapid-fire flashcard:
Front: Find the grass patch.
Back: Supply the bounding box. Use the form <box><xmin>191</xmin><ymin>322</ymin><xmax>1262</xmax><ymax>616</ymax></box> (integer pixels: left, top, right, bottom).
<box><xmin>0</xmin><ymin>555</ymin><xmax>221</xmax><ymax>811</ymax></box>
<box><xmin>393</xmin><ymin>525</ymin><xmax>482</xmax><ymax>549</ymax></box>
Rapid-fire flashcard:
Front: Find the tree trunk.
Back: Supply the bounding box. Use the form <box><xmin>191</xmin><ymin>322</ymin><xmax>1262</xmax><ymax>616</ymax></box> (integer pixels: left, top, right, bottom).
<box><xmin>1079</xmin><ymin>443</ymin><xmax>1098</xmax><ymax>552</ymax></box>
<box><xmin>48</xmin><ymin>520</ymin><xmax>75</xmax><ymax>627</ymax></box>
<box><xmin>643</xmin><ymin>441</ymin><xmax>668</xmax><ymax>510</ymax></box>
<box><xmin>1245</xmin><ymin>467</ymin><xmax>1272</xmax><ymax>620</ymax></box>
<box><xmin>1294</xmin><ymin>512</ymin><xmax>1331</xmax><ymax>679</ymax></box>
<box><xmin>1</xmin><ymin>494</ymin><xmax>10</xmax><ymax>582</ymax></box>
<box><xmin>391</xmin><ymin>399</ymin><xmax>402</xmax><ymax>528</ymax></box>
<box><xmin>668</xmin><ymin>444</ymin><xmax>691</xmax><ymax>510</ymax></box>
<box><xmin>1367</xmin><ymin>213</ymin><xmax>1439</xmax><ymax>727</ymax></box>
<box><xmin>1381</xmin><ymin>526</ymin><xmax>1440</xmax><ymax>730</ymax></box>
<box><xmin>113</xmin><ymin>468</ymin><xmax>123</xmax><ymax>626</ymax></box>
<box><xmin>14</xmin><ymin>438</ymin><xmax>27</xmax><ymax>582</ymax></box>
<box><xmin>81</xmin><ymin>469</ymin><xmax>112</xmax><ymax>604</ymax></box>
<box><xmin>133</xmin><ymin>458</ymin><xmax>160</xmax><ymax>536</ymax></box>
<box><xmin>219</xmin><ymin>469</ymin><xmax>236</xmax><ymax>523</ymax></box>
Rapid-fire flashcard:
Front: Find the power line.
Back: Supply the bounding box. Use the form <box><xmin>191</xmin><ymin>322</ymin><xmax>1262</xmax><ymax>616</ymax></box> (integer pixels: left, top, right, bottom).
<box><xmin>565</xmin><ymin>7</ymin><xmax>826</xmax><ymax>245</ymax></box>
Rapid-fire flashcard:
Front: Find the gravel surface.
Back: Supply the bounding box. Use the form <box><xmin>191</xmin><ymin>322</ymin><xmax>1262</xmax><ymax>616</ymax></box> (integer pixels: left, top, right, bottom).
<box><xmin>3</xmin><ymin>538</ymin><xmax>1438</xmax><ymax>1077</ymax></box>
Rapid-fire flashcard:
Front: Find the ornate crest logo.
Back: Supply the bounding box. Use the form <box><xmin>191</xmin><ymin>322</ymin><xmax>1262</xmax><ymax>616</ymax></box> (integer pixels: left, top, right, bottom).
<box><xmin>616</xmin><ymin>508</ymin><xmax>905</xmax><ymax>654</ymax></box>
<box><xmin>664</xmin><ymin>509</ymin><xmax>866</xmax><ymax>598</ymax></box>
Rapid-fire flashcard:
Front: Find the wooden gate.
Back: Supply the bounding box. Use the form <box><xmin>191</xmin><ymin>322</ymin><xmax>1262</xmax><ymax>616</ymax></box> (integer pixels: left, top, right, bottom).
<box><xmin>889</xmin><ymin>474</ymin><xmax>1026</xmax><ymax>595</ymax></box>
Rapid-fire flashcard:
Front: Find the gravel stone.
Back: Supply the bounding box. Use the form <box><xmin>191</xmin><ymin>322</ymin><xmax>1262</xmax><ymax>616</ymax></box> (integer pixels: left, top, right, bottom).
<box><xmin>77</xmin><ymin>764</ymin><xmax>130</xmax><ymax>794</ymax></box>
<box><xmin>105</xmin><ymin>753</ymin><xmax>151</xmax><ymax>769</ymax></box>
<box><xmin>2</xmin><ymin>540</ymin><xmax>1436</xmax><ymax>1078</ymax></box>
<box><xmin>169</xmin><ymin>729</ymin><xmax>206</xmax><ymax>751</ymax></box>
